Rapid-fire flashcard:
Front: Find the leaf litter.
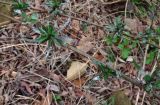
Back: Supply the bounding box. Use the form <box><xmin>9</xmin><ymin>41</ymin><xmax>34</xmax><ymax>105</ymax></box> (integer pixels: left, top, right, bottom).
<box><xmin>0</xmin><ymin>0</ymin><xmax>160</xmax><ymax>105</ymax></box>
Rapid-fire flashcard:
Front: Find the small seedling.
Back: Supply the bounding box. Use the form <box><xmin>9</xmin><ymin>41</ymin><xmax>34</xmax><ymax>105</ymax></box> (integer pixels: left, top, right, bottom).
<box><xmin>35</xmin><ymin>24</ymin><xmax>63</xmax><ymax>47</ymax></box>
<box><xmin>53</xmin><ymin>95</ymin><xmax>62</xmax><ymax>103</ymax></box>
<box><xmin>144</xmin><ymin>74</ymin><xmax>160</xmax><ymax>92</ymax></box>
<box><xmin>95</xmin><ymin>61</ymin><xmax>116</xmax><ymax>80</ymax></box>
<box><xmin>47</xmin><ymin>0</ymin><xmax>62</xmax><ymax>14</ymax></box>
<box><xmin>13</xmin><ymin>0</ymin><xmax>29</xmax><ymax>10</ymax></box>
<box><xmin>105</xmin><ymin>17</ymin><xmax>138</xmax><ymax>59</ymax></box>
<box><xmin>106</xmin><ymin>16</ymin><xmax>125</xmax><ymax>35</ymax></box>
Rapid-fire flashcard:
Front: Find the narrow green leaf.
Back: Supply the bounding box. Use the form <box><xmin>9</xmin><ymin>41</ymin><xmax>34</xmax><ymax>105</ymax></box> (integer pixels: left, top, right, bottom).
<box><xmin>36</xmin><ymin>35</ymin><xmax>48</xmax><ymax>43</ymax></box>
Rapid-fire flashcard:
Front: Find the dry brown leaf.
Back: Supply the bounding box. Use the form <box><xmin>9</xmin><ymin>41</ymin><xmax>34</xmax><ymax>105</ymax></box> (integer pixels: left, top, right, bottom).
<box><xmin>66</xmin><ymin>61</ymin><xmax>88</xmax><ymax>81</ymax></box>
<box><xmin>71</xmin><ymin>20</ymin><xmax>80</xmax><ymax>31</ymax></box>
<box><xmin>125</xmin><ymin>18</ymin><xmax>144</xmax><ymax>34</ymax></box>
<box><xmin>95</xmin><ymin>53</ymin><xmax>104</xmax><ymax>61</ymax></box>
<box><xmin>72</xmin><ymin>76</ymin><xmax>88</xmax><ymax>87</ymax></box>
<box><xmin>77</xmin><ymin>36</ymin><xmax>93</xmax><ymax>53</ymax></box>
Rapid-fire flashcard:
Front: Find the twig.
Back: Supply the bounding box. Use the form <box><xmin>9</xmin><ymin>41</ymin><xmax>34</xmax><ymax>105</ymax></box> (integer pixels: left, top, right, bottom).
<box><xmin>61</xmin><ymin>14</ymin><xmax>104</xmax><ymax>28</ymax></box>
<box><xmin>124</xmin><ymin>0</ymin><xmax>129</xmax><ymax>20</ymax></box>
<box><xmin>136</xmin><ymin>44</ymin><xmax>149</xmax><ymax>105</ymax></box>
<box><xmin>141</xmin><ymin>40</ymin><xmax>160</xmax><ymax>105</ymax></box>
<box><xmin>100</xmin><ymin>0</ymin><xmax>125</xmax><ymax>5</ymax></box>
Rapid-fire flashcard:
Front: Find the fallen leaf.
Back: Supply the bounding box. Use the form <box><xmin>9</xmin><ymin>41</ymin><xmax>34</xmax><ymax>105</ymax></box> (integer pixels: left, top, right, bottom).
<box><xmin>125</xmin><ymin>18</ymin><xmax>144</xmax><ymax>34</ymax></box>
<box><xmin>66</xmin><ymin>61</ymin><xmax>88</xmax><ymax>81</ymax></box>
<box><xmin>95</xmin><ymin>53</ymin><xmax>104</xmax><ymax>61</ymax></box>
<box><xmin>72</xmin><ymin>76</ymin><xmax>88</xmax><ymax>87</ymax></box>
<box><xmin>77</xmin><ymin>36</ymin><xmax>93</xmax><ymax>53</ymax></box>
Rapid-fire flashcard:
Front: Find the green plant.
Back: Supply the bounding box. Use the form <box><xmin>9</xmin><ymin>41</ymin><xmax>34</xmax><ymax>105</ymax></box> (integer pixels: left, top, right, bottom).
<box><xmin>53</xmin><ymin>95</ymin><xmax>62</xmax><ymax>103</ymax></box>
<box><xmin>105</xmin><ymin>17</ymin><xmax>138</xmax><ymax>59</ymax></box>
<box><xmin>47</xmin><ymin>0</ymin><xmax>62</xmax><ymax>14</ymax></box>
<box><xmin>81</xmin><ymin>22</ymin><xmax>88</xmax><ymax>32</ymax></box>
<box><xmin>21</xmin><ymin>12</ymin><xmax>38</xmax><ymax>24</ymax></box>
<box><xmin>131</xmin><ymin>0</ymin><xmax>159</xmax><ymax>20</ymax></box>
<box><xmin>35</xmin><ymin>24</ymin><xmax>63</xmax><ymax>46</ymax></box>
<box><xmin>95</xmin><ymin>61</ymin><xmax>116</xmax><ymax>80</ymax></box>
<box><xmin>146</xmin><ymin>49</ymin><xmax>157</xmax><ymax>64</ymax></box>
<box><xmin>143</xmin><ymin>74</ymin><xmax>160</xmax><ymax>92</ymax></box>
<box><xmin>13</xmin><ymin>0</ymin><xmax>29</xmax><ymax>10</ymax></box>
<box><xmin>102</xmin><ymin>96</ymin><xmax>115</xmax><ymax>105</ymax></box>
<box><xmin>106</xmin><ymin>16</ymin><xmax>125</xmax><ymax>35</ymax></box>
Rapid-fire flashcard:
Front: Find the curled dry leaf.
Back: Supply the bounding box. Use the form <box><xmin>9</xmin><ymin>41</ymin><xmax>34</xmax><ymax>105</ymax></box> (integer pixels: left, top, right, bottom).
<box><xmin>66</xmin><ymin>61</ymin><xmax>88</xmax><ymax>81</ymax></box>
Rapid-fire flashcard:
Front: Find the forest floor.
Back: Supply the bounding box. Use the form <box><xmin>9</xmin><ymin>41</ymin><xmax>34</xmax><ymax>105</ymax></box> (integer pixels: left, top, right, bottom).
<box><xmin>0</xmin><ymin>0</ymin><xmax>160</xmax><ymax>105</ymax></box>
